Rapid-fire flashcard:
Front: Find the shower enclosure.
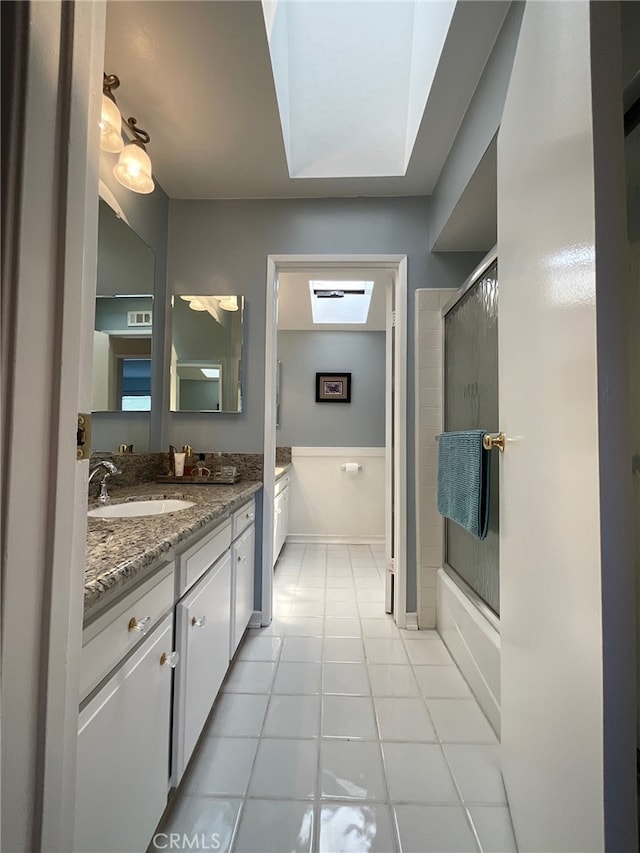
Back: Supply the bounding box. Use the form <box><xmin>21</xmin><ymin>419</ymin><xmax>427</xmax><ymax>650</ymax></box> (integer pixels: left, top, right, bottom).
<box><xmin>443</xmin><ymin>252</ymin><xmax>500</xmax><ymax>616</ymax></box>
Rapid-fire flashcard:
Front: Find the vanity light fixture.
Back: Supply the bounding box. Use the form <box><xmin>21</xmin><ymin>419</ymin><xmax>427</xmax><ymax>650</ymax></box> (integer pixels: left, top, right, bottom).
<box><xmin>218</xmin><ymin>296</ymin><xmax>239</xmax><ymax>312</ymax></box>
<box><xmin>100</xmin><ymin>74</ymin><xmax>124</xmax><ymax>153</ymax></box>
<box><xmin>113</xmin><ymin>117</ymin><xmax>155</xmax><ymax>195</ymax></box>
<box><xmin>180</xmin><ymin>296</ymin><xmax>207</xmax><ymax>312</ymax></box>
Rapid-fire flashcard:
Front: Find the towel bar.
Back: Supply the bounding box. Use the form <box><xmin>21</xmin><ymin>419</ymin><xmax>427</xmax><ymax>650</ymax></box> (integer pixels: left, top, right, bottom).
<box><xmin>482</xmin><ymin>432</ymin><xmax>505</xmax><ymax>452</ymax></box>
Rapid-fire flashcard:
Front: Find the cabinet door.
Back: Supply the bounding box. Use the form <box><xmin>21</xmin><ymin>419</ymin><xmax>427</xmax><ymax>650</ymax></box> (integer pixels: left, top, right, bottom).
<box><xmin>74</xmin><ymin>616</ymin><xmax>173</xmax><ymax>853</ymax></box>
<box><xmin>280</xmin><ymin>485</ymin><xmax>290</xmax><ymax>550</ymax></box>
<box><xmin>174</xmin><ymin>552</ymin><xmax>231</xmax><ymax>781</ymax></box>
<box><xmin>274</xmin><ymin>491</ymin><xmax>283</xmax><ymax>564</ymax></box>
<box><xmin>231</xmin><ymin>524</ymin><xmax>255</xmax><ymax>656</ymax></box>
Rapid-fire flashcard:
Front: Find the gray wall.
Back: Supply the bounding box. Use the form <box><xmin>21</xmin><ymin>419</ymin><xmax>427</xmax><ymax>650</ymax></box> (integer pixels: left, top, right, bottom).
<box><xmin>277</xmin><ymin>331</ymin><xmax>385</xmax><ymax>447</ymax></box>
<box><xmin>167</xmin><ymin>195</ymin><xmax>483</xmax><ymax>612</ymax></box>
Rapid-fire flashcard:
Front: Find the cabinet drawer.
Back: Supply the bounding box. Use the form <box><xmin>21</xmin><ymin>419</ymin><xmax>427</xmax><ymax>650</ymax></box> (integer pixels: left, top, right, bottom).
<box><xmin>232</xmin><ymin>498</ymin><xmax>256</xmax><ymax>540</ymax></box>
<box><xmin>180</xmin><ymin>518</ymin><xmax>231</xmax><ymax>593</ymax></box>
<box><xmin>274</xmin><ymin>473</ymin><xmax>290</xmax><ymax>497</ymax></box>
<box><xmin>80</xmin><ymin>566</ymin><xmax>174</xmax><ymax>700</ymax></box>
<box><xmin>74</xmin><ymin>615</ymin><xmax>173</xmax><ymax>853</ymax></box>
<box><xmin>173</xmin><ymin>552</ymin><xmax>232</xmax><ymax>782</ymax></box>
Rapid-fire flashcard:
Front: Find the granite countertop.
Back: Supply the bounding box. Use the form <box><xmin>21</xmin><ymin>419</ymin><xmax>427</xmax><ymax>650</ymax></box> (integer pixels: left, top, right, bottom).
<box><xmin>85</xmin><ymin>480</ymin><xmax>261</xmax><ymax>614</ymax></box>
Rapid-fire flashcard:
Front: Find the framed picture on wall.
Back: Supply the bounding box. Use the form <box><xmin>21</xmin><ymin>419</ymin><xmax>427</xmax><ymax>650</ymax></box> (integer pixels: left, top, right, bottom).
<box><xmin>316</xmin><ymin>372</ymin><xmax>351</xmax><ymax>403</ymax></box>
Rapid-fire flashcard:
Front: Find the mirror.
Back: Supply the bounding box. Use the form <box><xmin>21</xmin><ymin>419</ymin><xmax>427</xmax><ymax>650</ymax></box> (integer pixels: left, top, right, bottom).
<box><xmin>170</xmin><ymin>295</ymin><xmax>245</xmax><ymax>413</ymax></box>
<box><xmin>92</xmin><ymin>200</ymin><xmax>155</xmax><ymax>450</ymax></box>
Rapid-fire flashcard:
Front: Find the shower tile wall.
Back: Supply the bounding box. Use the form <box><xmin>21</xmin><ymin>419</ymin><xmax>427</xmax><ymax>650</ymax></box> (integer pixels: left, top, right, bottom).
<box><xmin>415</xmin><ymin>289</ymin><xmax>457</xmax><ymax>628</ymax></box>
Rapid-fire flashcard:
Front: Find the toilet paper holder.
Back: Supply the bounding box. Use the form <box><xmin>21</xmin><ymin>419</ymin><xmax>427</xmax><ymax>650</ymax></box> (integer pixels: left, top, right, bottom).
<box><xmin>340</xmin><ymin>463</ymin><xmax>362</xmax><ymax>472</ymax></box>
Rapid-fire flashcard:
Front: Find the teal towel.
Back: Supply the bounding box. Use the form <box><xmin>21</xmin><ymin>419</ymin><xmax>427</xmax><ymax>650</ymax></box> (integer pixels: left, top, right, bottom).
<box><xmin>437</xmin><ymin>430</ymin><xmax>491</xmax><ymax>540</ymax></box>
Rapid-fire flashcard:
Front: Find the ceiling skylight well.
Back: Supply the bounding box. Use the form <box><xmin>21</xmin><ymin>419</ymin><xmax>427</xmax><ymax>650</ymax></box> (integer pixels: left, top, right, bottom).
<box><xmin>262</xmin><ymin>0</ymin><xmax>456</xmax><ymax>179</ymax></box>
<box><xmin>309</xmin><ymin>281</ymin><xmax>374</xmax><ymax>324</ymax></box>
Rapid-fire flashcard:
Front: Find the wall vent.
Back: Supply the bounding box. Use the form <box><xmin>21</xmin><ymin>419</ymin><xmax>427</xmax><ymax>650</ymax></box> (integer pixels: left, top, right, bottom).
<box><xmin>127</xmin><ymin>310</ymin><xmax>152</xmax><ymax>327</ymax></box>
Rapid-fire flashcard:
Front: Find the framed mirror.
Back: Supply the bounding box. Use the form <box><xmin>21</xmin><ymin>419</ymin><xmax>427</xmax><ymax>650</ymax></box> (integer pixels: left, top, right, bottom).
<box><xmin>92</xmin><ymin>200</ymin><xmax>155</xmax><ymax>450</ymax></box>
<box><xmin>170</xmin><ymin>295</ymin><xmax>244</xmax><ymax>413</ymax></box>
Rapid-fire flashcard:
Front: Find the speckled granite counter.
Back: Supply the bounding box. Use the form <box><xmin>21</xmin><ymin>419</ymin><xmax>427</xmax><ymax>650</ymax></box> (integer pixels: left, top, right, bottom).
<box><xmin>85</xmin><ymin>480</ymin><xmax>261</xmax><ymax>616</ymax></box>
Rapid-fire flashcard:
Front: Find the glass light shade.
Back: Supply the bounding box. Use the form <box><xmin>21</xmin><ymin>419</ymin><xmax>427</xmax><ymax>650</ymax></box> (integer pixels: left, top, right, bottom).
<box><xmin>113</xmin><ymin>143</ymin><xmax>155</xmax><ymax>194</ymax></box>
<box><xmin>188</xmin><ymin>299</ymin><xmax>207</xmax><ymax>311</ymax></box>
<box><xmin>100</xmin><ymin>94</ymin><xmax>124</xmax><ymax>153</ymax></box>
<box><xmin>218</xmin><ymin>295</ymin><xmax>239</xmax><ymax>312</ymax></box>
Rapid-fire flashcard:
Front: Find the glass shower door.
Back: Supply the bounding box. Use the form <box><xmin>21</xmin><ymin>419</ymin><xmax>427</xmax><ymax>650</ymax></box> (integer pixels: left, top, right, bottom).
<box><xmin>443</xmin><ymin>259</ymin><xmax>500</xmax><ymax>615</ymax></box>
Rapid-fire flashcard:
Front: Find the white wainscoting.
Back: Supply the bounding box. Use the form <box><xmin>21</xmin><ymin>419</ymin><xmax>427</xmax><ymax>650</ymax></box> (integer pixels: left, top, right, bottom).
<box><xmin>289</xmin><ymin>447</ymin><xmax>385</xmax><ymax>544</ymax></box>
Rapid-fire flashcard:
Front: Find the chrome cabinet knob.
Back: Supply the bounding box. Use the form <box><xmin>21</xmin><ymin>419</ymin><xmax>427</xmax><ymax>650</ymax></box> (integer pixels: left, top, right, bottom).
<box><xmin>246</xmin><ymin>512</ymin><xmax>255</xmax><ymax>521</ymax></box>
<box><xmin>238</xmin><ymin>555</ymin><xmax>247</xmax><ymax>564</ymax></box>
<box><xmin>191</xmin><ymin>616</ymin><xmax>207</xmax><ymax>628</ymax></box>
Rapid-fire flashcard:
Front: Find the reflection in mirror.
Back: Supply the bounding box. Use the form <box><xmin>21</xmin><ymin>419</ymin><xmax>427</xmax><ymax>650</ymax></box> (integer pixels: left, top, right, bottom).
<box><xmin>171</xmin><ymin>295</ymin><xmax>244</xmax><ymax>413</ymax></box>
<box><xmin>92</xmin><ymin>200</ymin><xmax>155</xmax><ymax>450</ymax></box>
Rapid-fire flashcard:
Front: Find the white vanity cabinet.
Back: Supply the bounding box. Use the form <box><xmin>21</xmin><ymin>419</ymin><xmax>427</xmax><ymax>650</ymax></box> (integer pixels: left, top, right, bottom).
<box><xmin>173</xmin><ymin>550</ymin><xmax>232</xmax><ymax>781</ymax></box>
<box><xmin>230</xmin><ymin>499</ymin><xmax>256</xmax><ymax>657</ymax></box>
<box><xmin>274</xmin><ymin>472</ymin><xmax>290</xmax><ymax>564</ymax></box>
<box><xmin>74</xmin><ymin>613</ymin><xmax>174</xmax><ymax>853</ymax></box>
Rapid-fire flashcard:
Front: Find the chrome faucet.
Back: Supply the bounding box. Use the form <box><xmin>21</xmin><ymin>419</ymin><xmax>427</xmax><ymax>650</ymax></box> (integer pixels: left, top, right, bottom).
<box><xmin>88</xmin><ymin>459</ymin><xmax>121</xmax><ymax>504</ymax></box>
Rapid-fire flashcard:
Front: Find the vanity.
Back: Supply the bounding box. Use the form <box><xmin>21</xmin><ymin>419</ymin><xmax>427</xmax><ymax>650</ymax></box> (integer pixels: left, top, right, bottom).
<box><xmin>75</xmin><ymin>481</ymin><xmax>260</xmax><ymax>853</ymax></box>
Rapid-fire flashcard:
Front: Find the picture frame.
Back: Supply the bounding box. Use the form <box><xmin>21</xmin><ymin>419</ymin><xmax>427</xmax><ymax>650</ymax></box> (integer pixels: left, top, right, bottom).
<box><xmin>315</xmin><ymin>372</ymin><xmax>351</xmax><ymax>403</ymax></box>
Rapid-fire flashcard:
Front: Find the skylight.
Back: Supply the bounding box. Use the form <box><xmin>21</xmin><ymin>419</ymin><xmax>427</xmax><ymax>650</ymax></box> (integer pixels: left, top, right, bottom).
<box><xmin>262</xmin><ymin>0</ymin><xmax>456</xmax><ymax>178</ymax></box>
<box><xmin>309</xmin><ymin>280</ymin><xmax>374</xmax><ymax>324</ymax></box>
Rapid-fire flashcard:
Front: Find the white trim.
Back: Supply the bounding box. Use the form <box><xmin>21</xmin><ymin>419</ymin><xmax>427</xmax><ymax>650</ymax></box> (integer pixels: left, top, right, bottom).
<box><xmin>291</xmin><ymin>446</ymin><xmax>385</xmax><ymax>457</ymax></box>
<box><xmin>263</xmin><ymin>254</ymin><xmax>408</xmax><ymax>631</ymax></box>
<box><xmin>405</xmin><ymin>612</ymin><xmax>419</xmax><ymax>631</ymax></box>
<box><xmin>285</xmin><ymin>534</ymin><xmax>385</xmax><ymax>546</ymax></box>
<box><xmin>384</xmin><ymin>281</ymin><xmax>394</xmax><ymax>614</ymax></box>
<box><xmin>249</xmin><ymin>611</ymin><xmax>263</xmax><ymax>629</ymax></box>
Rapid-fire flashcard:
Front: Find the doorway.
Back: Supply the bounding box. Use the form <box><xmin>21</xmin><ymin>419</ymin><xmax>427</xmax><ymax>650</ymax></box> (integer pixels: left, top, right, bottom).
<box><xmin>262</xmin><ymin>255</ymin><xmax>408</xmax><ymax>628</ymax></box>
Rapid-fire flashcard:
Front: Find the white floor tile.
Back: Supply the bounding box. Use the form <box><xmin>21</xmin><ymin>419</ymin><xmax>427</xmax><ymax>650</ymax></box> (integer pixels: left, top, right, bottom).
<box><xmin>358</xmin><ymin>602</ymin><xmax>389</xmax><ymax>619</ymax></box>
<box><xmin>183</xmin><ymin>737</ymin><xmax>258</xmax><ymax>796</ymax></box>
<box><xmin>248</xmin><ymin>739</ymin><xmax>318</xmax><ymax>799</ymax></box>
<box><xmin>298</xmin><ymin>576</ymin><xmax>326</xmax><ymax>588</ymax></box>
<box><xmin>326</xmin><ymin>588</ymin><xmax>358</xmax><ymax>603</ymax></box>
<box><xmin>365</xmin><ymin>638</ymin><xmax>409</xmax><ymax>665</ymax></box>
<box><xmin>404</xmin><ymin>640</ymin><xmax>453</xmax><ymax>666</ymax></box>
<box><xmin>205</xmin><ymin>693</ymin><xmax>269</xmax><ymax>738</ymax></box>
<box><xmin>293</xmin><ymin>588</ymin><xmax>325</xmax><ymax>603</ymax></box>
<box><xmin>234</xmin><ymin>800</ymin><xmax>314</xmax><ymax>853</ymax></box>
<box><xmin>368</xmin><ymin>664</ymin><xmax>420</xmax><ymax>698</ymax></box>
<box><xmin>467</xmin><ymin>805</ymin><xmax>518</xmax><ymax>853</ymax></box>
<box><xmin>323</xmin><ymin>695</ymin><xmax>378</xmax><ymax>739</ymax></box>
<box><xmin>323</xmin><ymin>662</ymin><xmax>371</xmax><ymax>695</ymax></box>
<box><xmin>318</xmin><ymin>802</ymin><xmax>396</xmax><ymax>852</ymax></box>
<box><xmin>400</xmin><ymin>629</ymin><xmax>441</xmax><ymax>641</ymax></box>
<box><xmin>374</xmin><ymin>697</ymin><xmax>437</xmax><ymax>742</ymax></box>
<box><xmin>263</xmin><ymin>694</ymin><xmax>321</xmax><ymax>739</ymax></box>
<box><xmin>273</xmin><ymin>661</ymin><xmax>322</xmax><ymax>694</ymax></box>
<box><xmin>285</xmin><ymin>617</ymin><xmax>325</xmax><ymax>637</ymax></box>
<box><xmin>326</xmin><ymin>564</ymin><xmax>352</xmax><ymax>575</ymax></box>
<box><xmin>236</xmin><ymin>635</ymin><xmax>282</xmax><ymax>662</ymax></box>
<box><xmin>324</xmin><ymin>637</ymin><xmax>366</xmax><ymax>663</ymax></box>
<box><xmin>426</xmin><ymin>699</ymin><xmax>497</xmax><ymax>744</ymax></box>
<box><xmin>357</xmin><ymin>589</ymin><xmax>386</xmax><ymax>603</ymax></box>
<box><xmin>443</xmin><ymin>745</ymin><xmax>506</xmax><ymax>804</ymax></box>
<box><xmin>361</xmin><ymin>618</ymin><xmax>399</xmax><ymax>638</ymax></box>
<box><xmin>155</xmin><ymin>796</ymin><xmax>242</xmax><ymax>852</ymax></box>
<box><xmin>321</xmin><ymin>740</ymin><xmax>387</xmax><ymax>801</ymax></box>
<box><xmin>394</xmin><ymin>804</ymin><xmax>478</xmax><ymax>852</ymax></box>
<box><xmin>324</xmin><ymin>617</ymin><xmax>362</xmax><ymax>637</ymax></box>
<box><xmin>354</xmin><ymin>577</ymin><xmax>384</xmax><ymax>588</ymax></box>
<box><xmin>414</xmin><ymin>665</ymin><xmax>472</xmax><ymax>698</ymax></box>
<box><xmin>326</xmin><ymin>577</ymin><xmax>356</xmax><ymax>589</ymax></box>
<box><xmin>281</xmin><ymin>636</ymin><xmax>323</xmax><ymax>662</ymax></box>
<box><xmin>291</xmin><ymin>600</ymin><xmax>325</xmax><ymax>618</ymax></box>
<box><xmin>382</xmin><ymin>743</ymin><xmax>459</xmax><ymax>804</ymax></box>
<box><xmin>324</xmin><ymin>600</ymin><xmax>359</xmax><ymax>618</ymax></box>
<box><xmin>222</xmin><ymin>661</ymin><xmax>276</xmax><ymax>694</ymax></box>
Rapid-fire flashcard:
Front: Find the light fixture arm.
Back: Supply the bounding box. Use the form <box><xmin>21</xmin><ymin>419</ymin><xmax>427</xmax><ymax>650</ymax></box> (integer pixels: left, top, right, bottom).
<box><xmin>124</xmin><ymin>117</ymin><xmax>151</xmax><ymax>150</ymax></box>
<box><xmin>103</xmin><ymin>73</ymin><xmax>120</xmax><ymax>103</ymax></box>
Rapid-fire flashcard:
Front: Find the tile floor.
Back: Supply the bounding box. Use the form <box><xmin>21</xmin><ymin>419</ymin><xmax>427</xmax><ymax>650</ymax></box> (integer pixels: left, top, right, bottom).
<box><xmin>155</xmin><ymin>544</ymin><xmax>517</xmax><ymax>853</ymax></box>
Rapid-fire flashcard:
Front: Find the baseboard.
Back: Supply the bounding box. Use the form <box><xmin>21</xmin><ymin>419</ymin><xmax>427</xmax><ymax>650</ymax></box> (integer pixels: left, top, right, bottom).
<box><xmin>405</xmin><ymin>612</ymin><xmax>419</xmax><ymax>631</ymax></box>
<box><xmin>249</xmin><ymin>611</ymin><xmax>262</xmax><ymax>629</ymax></box>
<box><xmin>286</xmin><ymin>534</ymin><xmax>385</xmax><ymax>546</ymax></box>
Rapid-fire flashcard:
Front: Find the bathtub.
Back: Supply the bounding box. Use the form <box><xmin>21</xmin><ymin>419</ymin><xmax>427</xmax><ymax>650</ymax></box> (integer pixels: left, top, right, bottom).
<box><xmin>436</xmin><ymin>567</ymin><xmax>501</xmax><ymax>736</ymax></box>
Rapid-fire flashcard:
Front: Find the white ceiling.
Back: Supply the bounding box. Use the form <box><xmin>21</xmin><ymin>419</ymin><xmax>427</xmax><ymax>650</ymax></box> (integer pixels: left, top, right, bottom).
<box><xmin>104</xmin><ymin>1</ymin><xmax>509</xmax><ymax>199</ymax></box>
<box><xmin>277</xmin><ymin>269</ymin><xmax>389</xmax><ymax>331</ymax></box>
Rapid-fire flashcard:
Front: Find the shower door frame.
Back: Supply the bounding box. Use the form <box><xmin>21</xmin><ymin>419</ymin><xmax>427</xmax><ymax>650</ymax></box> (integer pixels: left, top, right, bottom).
<box><xmin>440</xmin><ymin>245</ymin><xmax>500</xmax><ymax>633</ymax></box>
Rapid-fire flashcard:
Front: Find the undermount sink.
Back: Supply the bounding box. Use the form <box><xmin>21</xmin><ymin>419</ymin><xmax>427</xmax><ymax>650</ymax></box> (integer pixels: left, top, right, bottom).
<box><xmin>88</xmin><ymin>499</ymin><xmax>195</xmax><ymax>519</ymax></box>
